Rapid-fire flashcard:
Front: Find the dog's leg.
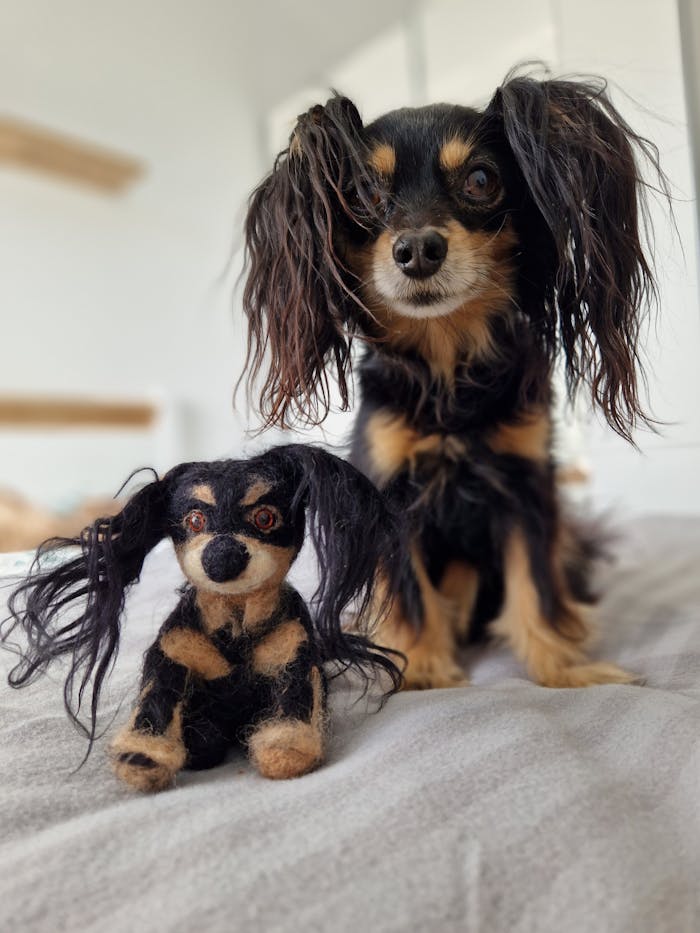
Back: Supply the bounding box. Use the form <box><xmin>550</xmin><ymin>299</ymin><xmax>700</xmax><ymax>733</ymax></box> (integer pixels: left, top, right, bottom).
<box><xmin>377</xmin><ymin>550</ymin><xmax>469</xmax><ymax>691</ymax></box>
<box><xmin>439</xmin><ymin>559</ymin><xmax>480</xmax><ymax>642</ymax></box>
<box><xmin>492</xmin><ymin>527</ymin><xmax>636</xmax><ymax>687</ymax></box>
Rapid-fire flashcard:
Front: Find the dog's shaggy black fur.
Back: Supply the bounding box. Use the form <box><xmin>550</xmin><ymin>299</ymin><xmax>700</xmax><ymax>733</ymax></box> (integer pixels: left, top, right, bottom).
<box><xmin>242</xmin><ymin>71</ymin><xmax>670</xmax><ymax>689</ymax></box>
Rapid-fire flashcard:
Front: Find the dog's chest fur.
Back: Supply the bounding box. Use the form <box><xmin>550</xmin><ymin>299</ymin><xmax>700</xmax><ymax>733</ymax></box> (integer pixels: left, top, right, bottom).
<box><xmin>351</xmin><ymin>341</ymin><xmax>554</xmax><ymax>590</ymax></box>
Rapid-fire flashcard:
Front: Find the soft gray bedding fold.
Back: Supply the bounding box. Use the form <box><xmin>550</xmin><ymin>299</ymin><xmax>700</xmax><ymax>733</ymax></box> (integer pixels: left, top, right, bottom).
<box><xmin>1</xmin><ymin>516</ymin><xmax>699</xmax><ymax>933</ymax></box>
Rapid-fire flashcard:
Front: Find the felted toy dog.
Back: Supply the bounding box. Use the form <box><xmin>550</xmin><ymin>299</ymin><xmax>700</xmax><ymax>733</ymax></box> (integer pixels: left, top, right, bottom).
<box><xmin>3</xmin><ymin>445</ymin><xmax>402</xmax><ymax>791</ymax></box>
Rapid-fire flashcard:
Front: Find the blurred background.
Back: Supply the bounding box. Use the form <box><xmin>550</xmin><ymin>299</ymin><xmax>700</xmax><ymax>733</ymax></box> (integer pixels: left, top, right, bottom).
<box><xmin>1</xmin><ymin>0</ymin><xmax>699</xmax><ymax>550</ymax></box>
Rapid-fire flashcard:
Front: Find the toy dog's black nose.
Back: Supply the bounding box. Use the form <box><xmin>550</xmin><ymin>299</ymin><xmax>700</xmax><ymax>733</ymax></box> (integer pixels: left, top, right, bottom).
<box><xmin>392</xmin><ymin>229</ymin><xmax>447</xmax><ymax>279</ymax></box>
<box><xmin>201</xmin><ymin>536</ymin><xmax>250</xmax><ymax>583</ymax></box>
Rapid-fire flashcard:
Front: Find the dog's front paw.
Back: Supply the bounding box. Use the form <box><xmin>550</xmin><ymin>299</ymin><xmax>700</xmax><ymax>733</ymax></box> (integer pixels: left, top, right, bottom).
<box><xmin>538</xmin><ymin>661</ymin><xmax>641</xmax><ymax>688</ymax></box>
<box><xmin>401</xmin><ymin>649</ymin><xmax>468</xmax><ymax>691</ymax></box>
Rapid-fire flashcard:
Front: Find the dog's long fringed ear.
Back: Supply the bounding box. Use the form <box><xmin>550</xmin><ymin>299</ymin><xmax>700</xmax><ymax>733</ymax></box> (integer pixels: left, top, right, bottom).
<box><xmin>274</xmin><ymin>445</ymin><xmax>404</xmax><ymax>693</ymax></box>
<box><xmin>243</xmin><ymin>95</ymin><xmax>377</xmax><ymax>430</ymax></box>
<box><xmin>2</xmin><ymin>473</ymin><xmax>172</xmax><ymax>750</ymax></box>
<box><xmin>485</xmin><ymin>73</ymin><xmax>671</xmax><ymax>442</ymax></box>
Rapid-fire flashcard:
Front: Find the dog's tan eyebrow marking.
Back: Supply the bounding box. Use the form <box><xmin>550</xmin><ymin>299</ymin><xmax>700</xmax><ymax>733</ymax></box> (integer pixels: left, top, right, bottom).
<box><xmin>368</xmin><ymin>143</ymin><xmax>396</xmax><ymax>178</ymax></box>
<box><xmin>241</xmin><ymin>478</ymin><xmax>273</xmax><ymax>506</ymax></box>
<box><xmin>190</xmin><ymin>484</ymin><xmax>216</xmax><ymax>505</ymax></box>
<box><xmin>439</xmin><ymin>137</ymin><xmax>473</xmax><ymax>172</ymax></box>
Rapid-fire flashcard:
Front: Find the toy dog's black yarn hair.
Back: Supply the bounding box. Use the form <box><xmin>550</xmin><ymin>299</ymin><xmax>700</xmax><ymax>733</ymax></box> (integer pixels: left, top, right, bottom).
<box><xmin>277</xmin><ymin>444</ymin><xmax>401</xmax><ymax>678</ymax></box>
<box><xmin>3</xmin><ymin>446</ymin><xmax>404</xmax><ymax>751</ymax></box>
<box><xmin>3</xmin><ymin>471</ymin><xmax>179</xmax><ymax>749</ymax></box>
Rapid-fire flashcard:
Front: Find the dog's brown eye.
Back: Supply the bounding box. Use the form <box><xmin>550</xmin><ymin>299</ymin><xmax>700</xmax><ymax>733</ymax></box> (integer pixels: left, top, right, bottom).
<box><xmin>185</xmin><ymin>510</ymin><xmax>207</xmax><ymax>533</ymax></box>
<box><xmin>351</xmin><ymin>187</ymin><xmax>383</xmax><ymax>212</ymax></box>
<box><xmin>253</xmin><ymin>508</ymin><xmax>277</xmax><ymax>531</ymax></box>
<box><xmin>464</xmin><ymin>167</ymin><xmax>499</xmax><ymax>202</ymax></box>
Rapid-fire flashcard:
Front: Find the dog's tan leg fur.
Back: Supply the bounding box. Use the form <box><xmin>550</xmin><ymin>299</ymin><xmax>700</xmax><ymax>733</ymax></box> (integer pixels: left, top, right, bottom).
<box><xmin>492</xmin><ymin>528</ymin><xmax>636</xmax><ymax>687</ymax></box>
<box><xmin>362</xmin><ymin>410</ymin><xmax>478</xmax><ymax>688</ymax></box>
<box><xmin>376</xmin><ymin>552</ymin><xmax>468</xmax><ymax>690</ymax></box>
<box><xmin>439</xmin><ymin>559</ymin><xmax>479</xmax><ymax>642</ymax></box>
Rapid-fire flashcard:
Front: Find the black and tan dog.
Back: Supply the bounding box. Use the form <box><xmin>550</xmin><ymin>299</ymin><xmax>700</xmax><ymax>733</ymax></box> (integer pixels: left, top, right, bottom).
<box><xmin>4</xmin><ymin>445</ymin><xmax>401</xmax><ymax>790</ymax></box>
<box><xmin>243</xmin><ymin>71</ymin><xmax>670</xmax><ymax>690</ymax></box>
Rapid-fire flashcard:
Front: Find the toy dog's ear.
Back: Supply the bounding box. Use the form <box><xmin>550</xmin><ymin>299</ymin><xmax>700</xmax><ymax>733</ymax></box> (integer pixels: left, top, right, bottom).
<box><xmin>484</xmin><ymin>73</ymin><xmax>669</xmax><ymax>442</ymax></box>
<box><xmin>243</xmin><ymin>95</ymin><xmax>377</xmax><ymax>429</ymax></box>
<box><xmin>273</xmin><ymin>444</ymin><xmax>404</xmax><ymax>691</ymax></box>
<box><xmin>3</xmin><ymin>472</ymin><xmax>173</xmax><ymax>748</ymax></box>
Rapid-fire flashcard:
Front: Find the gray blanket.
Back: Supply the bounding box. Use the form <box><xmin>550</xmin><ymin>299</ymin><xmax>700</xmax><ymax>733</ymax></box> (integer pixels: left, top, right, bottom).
<box><xmin>1</xmin><ymin>516</ymin><xmax>699</xmax><ymax>933</ymax></box>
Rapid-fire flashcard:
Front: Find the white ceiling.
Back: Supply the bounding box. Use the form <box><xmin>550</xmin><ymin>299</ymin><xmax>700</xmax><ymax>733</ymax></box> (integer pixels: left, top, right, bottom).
<box><xmin>0</xmin><ymin>0</ymin><xmax>412</xmax><ymax>127</ymax></box>
<box><xmin>0</xmin><ymin>0</ymin><xmax>412</xmax><ymax>202</ymax></box>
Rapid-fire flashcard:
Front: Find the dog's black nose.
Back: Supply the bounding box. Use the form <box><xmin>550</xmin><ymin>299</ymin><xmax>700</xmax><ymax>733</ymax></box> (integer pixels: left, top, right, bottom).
<box><xmin>201</xmin><ymin>536</ymin><xmax>250</xmax><ymax>583</ymax></box>
<box><xmin>392</xmin><ymin>230</ymin><xmax>448</xmax><ymax>278</ymax></box>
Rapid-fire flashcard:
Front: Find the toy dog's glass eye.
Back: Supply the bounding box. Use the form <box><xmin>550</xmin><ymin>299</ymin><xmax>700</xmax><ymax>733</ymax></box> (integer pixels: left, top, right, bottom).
<box><xmin>185</xmin><ymin>510</ymin><xmax>207</xmax><ymax>533</ymax></box>
<box><xmin>253</xmin><ymin>508</ymin><xmax>277</xmax><ymax>531</ymax></box>
<box><xmin>463</xmin><ymin>166</ymin><xmax>499</xmax><ymax>202</ymax></box>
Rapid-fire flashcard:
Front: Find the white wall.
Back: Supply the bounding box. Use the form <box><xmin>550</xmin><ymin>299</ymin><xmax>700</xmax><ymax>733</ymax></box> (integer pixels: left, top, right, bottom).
<box><xmin>0</xmin><ymin>0</ymin><xmax>409</xmax><ymax>506</ymax></box>
<box><xmin>0</xmin><ymin>2</ymin><xmax>260</xmax><ymax>504</ymax></box>
<box><xmin>553</xmin><ymin>0</ymin><xmax>700</xmax><ymax>516</ymax></box>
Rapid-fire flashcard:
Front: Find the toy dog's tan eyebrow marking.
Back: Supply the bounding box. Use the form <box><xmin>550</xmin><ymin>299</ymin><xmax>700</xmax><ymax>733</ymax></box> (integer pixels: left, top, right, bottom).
<box><xmin>241</xmin><ymin>478</ymin><xmax>273</xmax><ymax>506</ymax></box>
<box><xmin>253</xmin><ymin>619</ymin><xmax>308</xmax><ymax>676</ymax></box>
<box><xmin>368</xmin><ymin>143</ymin><xmax>396</xmax><ymax>178</ymax></box>
<box><xmin>160</xmin><ymin>628</ymin><xmax>232</xmax><ymax>679</ymax></box>
<box><xmin>191</xmin><ymin>484</ymin><xmax>216</xmax><ymax>505</ymax></box>
<box><xmin>439</xmin><ymin>137</ymin><xmax>473</xmax><ymax>172</ymax></box>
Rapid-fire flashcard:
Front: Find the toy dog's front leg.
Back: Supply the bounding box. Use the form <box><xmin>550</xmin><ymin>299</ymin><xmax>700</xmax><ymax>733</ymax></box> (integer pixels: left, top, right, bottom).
<box><xmin>111</xmin><ymin>624</ymin><xmax>234</xmax><ymax>791</ymax></box>
<box><xmin>110</xmin><ymin>649</ymin><xmax>189</xmax><ymax>792</ymax></box>
<box><xmin>247</xmin><ymin>620</ymin><xmax>327</xmax><ymax>780</ymax></box>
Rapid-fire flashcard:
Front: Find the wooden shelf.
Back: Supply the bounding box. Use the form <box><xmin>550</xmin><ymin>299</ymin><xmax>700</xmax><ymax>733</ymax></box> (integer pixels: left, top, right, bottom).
<box><xmin>0</xmin><ymin>116</ymin><xmax>143</xmax><ymax>193</ymax></box>
<box><xmin>0</xmin><ymin>396</ymin><xmax>156</xmax><ymax>429</ymax></box>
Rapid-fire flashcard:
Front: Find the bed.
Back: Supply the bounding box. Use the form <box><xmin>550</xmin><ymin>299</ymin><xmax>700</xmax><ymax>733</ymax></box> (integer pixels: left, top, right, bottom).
<box><xmin>1</xmin><ymin>515</ymin><xmax>699</xmax><ymax>933</ymax></box>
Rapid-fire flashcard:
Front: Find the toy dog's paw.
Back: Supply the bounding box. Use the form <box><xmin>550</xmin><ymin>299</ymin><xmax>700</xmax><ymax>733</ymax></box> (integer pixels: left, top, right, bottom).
<box><xmin>249</xmin><ymin>719</ymin><xmax>324</xmax><ymax>780</ymax></box>
<box><xmin>401</xmin><ymin>651</ymin><xmax>468</xmax><ymax>691</ymax></box>
<box><xmin>110</xmin><ymin>726</ymin><xmax>186</xmax><ymax>792</ymax></box>
<box><xmin>538</xmin><ymin>661</ymin><xmax>641</xmax><ymax>688</ymax></box>
<box><xmin>112</xmin><ymin>751</ymin><xmax>176</xmax><ymax>792</ymax></box>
